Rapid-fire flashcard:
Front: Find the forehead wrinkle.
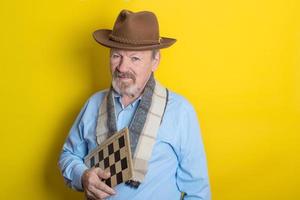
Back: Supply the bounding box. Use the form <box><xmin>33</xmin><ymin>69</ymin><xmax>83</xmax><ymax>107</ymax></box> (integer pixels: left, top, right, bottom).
<box><xmin>128</xmin><ymin>52</ymin><xmax>139</xmax><ymax>57</ymax></box>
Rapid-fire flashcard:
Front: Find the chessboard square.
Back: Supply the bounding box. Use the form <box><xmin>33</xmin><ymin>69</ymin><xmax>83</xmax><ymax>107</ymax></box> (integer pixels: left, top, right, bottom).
<box><xmin>111</xmin><ymin>175</ymin><xmax>117</xmax><ymax>187</ymax></box>
<box><xmin>110</xmin><ymin>164</ymin><xmax>116</xmax><ymax>176</ymax></box>
<box><xmin>90</xmin><ymin>156</ymin><xmax>95</xmax><ymax>167</ymax></box>
<box><xmin>99</xmin><ymin>160</ymin><xmax>104</xmax><ymax>169</ymax></box>
<box><xmin>103</xmin><ymin>147</ymin><xmax>108</xmax><ymax>158</ymax></box>
<box><xmin>105</xmin><ymin>178</ymin><xmax>111</xmax><ymax>187</ymax></box>
<box><xmin>120</xmin><ymin>147</ymin><xmax>128</xmax><ymax>159</ymax></box>
<box><xmin>116</xmin><ymin>171</ymin><xmax>123</xmax><ymax>184</ymax></box>
<box><xmin>115</xmin><ymin>161</ymin><xmax>122</xmax><ymax>173</ymax></box>
<box><xmin>118</xmin><ymin>136</ymin><xmax>125</xmax><ymax>148</ymax></box>
<box><xmin>122</xmin><ymin>168</ymin><xmax>130</xmax><ymax>180</ymax></box>
<box><xmin>104</xmin><ymin>157</ymin><xmax>110</xmax><ymax>169</ymax></box>
<box><xmin>98</xmin><ymin>150</ymin><xmax>104</xmax><ymax>161</ymax></box>
<box><xmin>121</xmin><ymin>157</ymin><xmax>128</xmax><ymax>170</ymax></box>
<box><xmin>113</xmin><ymin>140</ymin><xmax>119</xmax><ymax>151</ymax></box>
<box><xmin>109</xmin><ymin>154</ymin><xmax>115</xmax><ymax>165</ymax></box>
<box><xmin>114</xmin><ymin>150</ymin><xmax>120</xmax><ymax>162</ymax></box>
<box><xmin>108</xmin><ymin>143</ymin><xmax>114</xmax><ymax>155</ymax></box>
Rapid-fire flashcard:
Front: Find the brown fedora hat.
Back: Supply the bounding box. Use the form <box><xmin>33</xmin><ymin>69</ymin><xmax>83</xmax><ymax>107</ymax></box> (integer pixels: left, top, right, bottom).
<box><xmin>93</xmin><ymin>9</ymin><xmax>177</xmax><ymax>50</ymax></box>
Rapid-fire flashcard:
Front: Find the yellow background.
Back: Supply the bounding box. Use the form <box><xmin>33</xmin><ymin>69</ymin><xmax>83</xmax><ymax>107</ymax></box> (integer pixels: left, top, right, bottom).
<box><xmin>1</xmin><ymin>0</ymin><xmax>299</xmax><ymax>199</ymax></box>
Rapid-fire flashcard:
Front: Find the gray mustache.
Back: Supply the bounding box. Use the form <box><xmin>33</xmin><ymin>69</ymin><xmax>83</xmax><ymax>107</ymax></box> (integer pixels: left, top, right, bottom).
<box><xmin>113</xmin><ymin>71</ymin><xmax>136</xmax><ymax>82</ymax></box>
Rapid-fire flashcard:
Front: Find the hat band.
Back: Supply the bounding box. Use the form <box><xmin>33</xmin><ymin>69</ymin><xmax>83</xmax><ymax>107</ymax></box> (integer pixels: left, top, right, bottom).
<box><xmin>109</xmin><ymin>34</ymin><xmax>161</xmax><ymax>45</ymax></box>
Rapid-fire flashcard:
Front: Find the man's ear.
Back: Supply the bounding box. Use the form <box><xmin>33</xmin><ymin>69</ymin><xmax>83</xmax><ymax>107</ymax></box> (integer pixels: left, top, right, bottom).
<box><xmin>151</xmin><ymin>51</ymin><xmax>160</xmax><ymax>72</ymax></box>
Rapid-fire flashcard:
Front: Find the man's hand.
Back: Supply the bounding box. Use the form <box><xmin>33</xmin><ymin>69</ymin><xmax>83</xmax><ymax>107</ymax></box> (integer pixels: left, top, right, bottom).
<box><xmin>82</xmin><ymin>167</ymin><xmax>116</xmax><ymax>200</ymax></box>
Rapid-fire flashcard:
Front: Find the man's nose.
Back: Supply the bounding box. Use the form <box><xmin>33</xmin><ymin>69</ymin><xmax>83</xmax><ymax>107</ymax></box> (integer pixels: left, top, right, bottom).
<box><xmin>116</xmin><ymin>57</ymin><xmax>129</xmax><ymax>72</ymax></box>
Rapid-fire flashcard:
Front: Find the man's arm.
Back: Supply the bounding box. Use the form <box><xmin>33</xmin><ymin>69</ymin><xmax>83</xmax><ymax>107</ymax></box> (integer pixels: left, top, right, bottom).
<box><xmin>176</xmin><ymin>102</ymin><xmax>211</xmax><ymax>200</ymax></box>
<box><xmin>57</xmin><ymin>95</ymin><xmax>116</xmax><ymax>199</ymax></box>
<box><xmin>58</xmin><ymin>99</ymin><xmax>90</xmax><ymax>191</ymax></box>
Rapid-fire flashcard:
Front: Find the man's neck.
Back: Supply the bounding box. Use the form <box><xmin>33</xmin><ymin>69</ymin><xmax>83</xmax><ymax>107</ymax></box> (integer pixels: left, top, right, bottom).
<box><xmin>121</xmin><ymin>93</ymin><xmax>142</xmax><ymax>107</ymax></box>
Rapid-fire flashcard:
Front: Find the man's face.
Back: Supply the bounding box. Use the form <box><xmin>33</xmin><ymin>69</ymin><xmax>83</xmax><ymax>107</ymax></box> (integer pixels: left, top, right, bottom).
<box><xmin>110</xmin><ymin>48</ymin><xmax>159</xmax><ymax>97</ymax></box>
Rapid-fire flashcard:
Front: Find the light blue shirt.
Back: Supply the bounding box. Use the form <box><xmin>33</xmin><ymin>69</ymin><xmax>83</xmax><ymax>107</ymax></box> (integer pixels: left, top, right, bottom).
<box><xmin>58</xmin><ymin>88</ymin><xmax>211</xmax><ymax>200</ymax></box>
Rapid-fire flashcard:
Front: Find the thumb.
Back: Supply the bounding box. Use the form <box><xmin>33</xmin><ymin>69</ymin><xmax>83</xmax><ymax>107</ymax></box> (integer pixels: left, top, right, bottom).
<box><xmin>95</xmin><ymin>167</ymin><xmax>111</xmax><ymax>179</ymax></box>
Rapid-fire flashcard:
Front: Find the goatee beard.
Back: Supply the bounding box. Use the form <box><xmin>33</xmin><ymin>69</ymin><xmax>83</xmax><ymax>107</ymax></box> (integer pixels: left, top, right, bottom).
<box><xmin>111</xmin><ymin>71</ymin><xmax>141</xmax><ymax>98</ymax></box>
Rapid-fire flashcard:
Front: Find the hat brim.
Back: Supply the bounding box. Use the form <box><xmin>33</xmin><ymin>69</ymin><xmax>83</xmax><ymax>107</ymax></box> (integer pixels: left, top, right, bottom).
<box><xmin>93</xmin><ymin>29</ymin><xmax>176</xmax><ymax>50</ymax></box>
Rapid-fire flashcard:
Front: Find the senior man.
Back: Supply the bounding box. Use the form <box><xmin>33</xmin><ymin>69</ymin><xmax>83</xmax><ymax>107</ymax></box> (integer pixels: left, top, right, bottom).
<box><xmin>58</xmin><ymin>9</ymin><xmax>211</xmax><ymax>200</ymax></box>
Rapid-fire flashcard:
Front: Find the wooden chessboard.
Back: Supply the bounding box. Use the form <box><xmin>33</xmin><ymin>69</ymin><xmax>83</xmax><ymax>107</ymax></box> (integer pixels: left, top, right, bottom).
<box><xmin>84</xmin><ymin>128</ymin><xmax>133</xmax><ymax>188</ymax></box>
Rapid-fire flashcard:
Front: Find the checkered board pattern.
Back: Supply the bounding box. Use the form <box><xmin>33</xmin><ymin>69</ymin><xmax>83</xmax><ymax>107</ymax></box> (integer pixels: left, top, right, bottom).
<box><xmin>84</xmin><ymin>128</ymin><xmax>133</xmax><ymax>188</ymax></box>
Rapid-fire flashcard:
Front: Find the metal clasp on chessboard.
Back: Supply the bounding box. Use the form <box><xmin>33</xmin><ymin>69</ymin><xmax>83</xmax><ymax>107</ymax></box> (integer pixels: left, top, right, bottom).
<box><xmin>125</xmin><ymin>180</ymin><xmax>141</xmax><ymax>188</ymax></box>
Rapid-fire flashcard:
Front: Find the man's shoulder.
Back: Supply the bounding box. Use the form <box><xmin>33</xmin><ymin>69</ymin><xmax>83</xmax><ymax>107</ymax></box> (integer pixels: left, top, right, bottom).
<box><xmin>166</xmin><ymin>89</ymin><xmax>196</xmax><ymax>114</ymax></box>
<box><xmin>80</xmin><ymin>88</ymin><xmax>109</xmax><ymax>116</ymax></box>
<box><xmin>88</xmin><ymin>88</ymin><xmax>109</xmax><ymax>103</ymax></box>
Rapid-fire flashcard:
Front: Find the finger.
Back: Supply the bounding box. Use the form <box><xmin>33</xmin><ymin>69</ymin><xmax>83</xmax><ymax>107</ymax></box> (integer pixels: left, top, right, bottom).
<box><xmin>85</xmin><ymin>189</ymin><xmax>98</xmax><ymax>200</ymax></box>
<box><xmin>94</xmin><ymin>180</ymin><xmax>116</xmax><ymax>195</ymax></box>
<box><xmin>91</xmin><ymin>185</ymin><xmax>111</xmax><ymax>200</ymax></box>
<box><xmin>95</xmin><ymin>167</ymin><xmax>111</xmax><ymax>179</ymax></box>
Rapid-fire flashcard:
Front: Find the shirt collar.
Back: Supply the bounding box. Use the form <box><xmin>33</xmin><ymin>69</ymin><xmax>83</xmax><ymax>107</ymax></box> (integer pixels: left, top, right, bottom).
<box><xmin>112</xmin><ymin>90</ymin><xmax>142</xmax><ymax>109</ymax></box>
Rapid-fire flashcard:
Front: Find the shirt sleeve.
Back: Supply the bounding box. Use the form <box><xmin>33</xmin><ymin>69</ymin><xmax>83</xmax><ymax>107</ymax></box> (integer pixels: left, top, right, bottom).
<box><xmin>57</xmin><ymin>99</ymin><xmax>90</xmax><ymax>192</ymax></box>
<box><xmin>176</xmin><ymin>102</ymin><xmax>211</xmax><ymax>200</ymax></box>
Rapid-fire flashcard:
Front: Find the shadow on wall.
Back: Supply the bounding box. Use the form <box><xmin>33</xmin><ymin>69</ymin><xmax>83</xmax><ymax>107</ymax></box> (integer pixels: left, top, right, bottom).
<box><xmin>42</xmin><ymin>16</ymin><xmax>112</xmax><ymax>199</ymax></box>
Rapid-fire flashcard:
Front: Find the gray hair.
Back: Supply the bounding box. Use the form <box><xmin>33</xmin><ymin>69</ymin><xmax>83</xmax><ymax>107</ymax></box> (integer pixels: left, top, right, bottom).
<box><xmin>151</xmin><ymin>49</ymin><xmax>160</xmax><ymax>60</ymax></box>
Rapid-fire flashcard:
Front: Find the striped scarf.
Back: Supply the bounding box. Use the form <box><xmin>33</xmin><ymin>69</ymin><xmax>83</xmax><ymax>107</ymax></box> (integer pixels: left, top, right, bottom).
<box><xmin>95</xmin><ymin>73</ymin><xmax>168</xmax><ymax>187</ymax></box>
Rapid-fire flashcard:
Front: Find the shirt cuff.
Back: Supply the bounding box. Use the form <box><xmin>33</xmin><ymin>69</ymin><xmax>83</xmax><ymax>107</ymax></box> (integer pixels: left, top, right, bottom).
<box><xmin>72</xmin><ymin>163</ymin><xmax>89</xmax><ymax>191</ymax></box>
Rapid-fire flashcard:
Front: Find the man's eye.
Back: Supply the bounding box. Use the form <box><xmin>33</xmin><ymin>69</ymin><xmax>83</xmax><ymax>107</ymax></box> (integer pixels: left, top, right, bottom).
<box><xmin>131</xmin><ymin>57</ymin><xmax>140</xmax><ymax>61</ymax></box>
<box><xmin>112</xmin><ymin>54</ymin><xmax>120</xmax><ymax>59</ymax></box>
